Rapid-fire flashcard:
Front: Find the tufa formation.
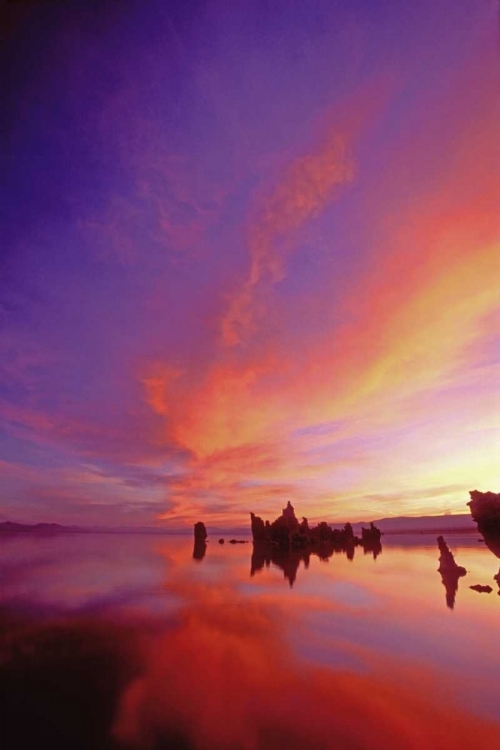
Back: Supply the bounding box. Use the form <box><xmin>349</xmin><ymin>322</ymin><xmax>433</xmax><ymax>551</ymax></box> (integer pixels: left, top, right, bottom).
<box><xmin>250</xmin><ymin>501</ymin><xmax>381</xmax><ymax>551</ymax></box>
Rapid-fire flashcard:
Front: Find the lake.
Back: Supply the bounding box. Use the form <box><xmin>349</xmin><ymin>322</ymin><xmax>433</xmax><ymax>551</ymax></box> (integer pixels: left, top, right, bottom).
<box><xmin>1</xmin><ymin>531</ymin><xmax>499</xmax><ymax>749</ymax></box>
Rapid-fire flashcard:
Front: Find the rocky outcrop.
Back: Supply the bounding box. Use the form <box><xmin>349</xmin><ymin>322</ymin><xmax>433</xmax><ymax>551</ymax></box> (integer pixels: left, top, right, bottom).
<box><xmin>467</xmin><ymin>490</ymin><xmax>500</xmax><ymax>560</ymax></box>
<box><xmin>360</xmin><ymin>523</ymin><xmax>382</xmax><ymax>559</ymax></box>
<box><xmin>361</xmin><ymin>522</ymin><xmax>382</xmax><ymax>543</ymax></box>
<box><xmin>249</xmin><ymin>502</ymin><xmax>382</xmax><ymax>560</ymax></box>
<box><xmin>194</xmin><ymin>521</ymin><xmax>207</xmax><ymax>541</ymax></box>
<box><xmin>467</xmin><ymin>490</ymin><xmax>500</xmax><ymax>534</ymax></box>
<box><xmin>437</xmin><ymin>536</ymin><xmax>466</xmax><ymax>609</ymax></box>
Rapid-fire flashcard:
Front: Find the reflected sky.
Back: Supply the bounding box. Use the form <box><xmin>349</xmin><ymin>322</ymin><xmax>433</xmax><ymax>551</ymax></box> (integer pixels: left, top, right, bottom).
<box><xmin>1</xmin><ymin>531</ymin><xmax>500</xmax><ymax>750</ymax></box>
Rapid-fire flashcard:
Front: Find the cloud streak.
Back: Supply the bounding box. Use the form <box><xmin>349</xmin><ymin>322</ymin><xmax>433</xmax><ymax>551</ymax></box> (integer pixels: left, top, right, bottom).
<box><xmin>222</xmin><ymin>132</ymin><xmax>355</xmax><ymax>345</ymax></box>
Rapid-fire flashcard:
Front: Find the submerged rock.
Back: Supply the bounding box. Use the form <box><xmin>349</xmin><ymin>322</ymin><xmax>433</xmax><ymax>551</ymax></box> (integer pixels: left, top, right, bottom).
<box><xmin>469</xmin><ymin>584</ymin><xmax>493</xmax><ymax>594</ymax></box>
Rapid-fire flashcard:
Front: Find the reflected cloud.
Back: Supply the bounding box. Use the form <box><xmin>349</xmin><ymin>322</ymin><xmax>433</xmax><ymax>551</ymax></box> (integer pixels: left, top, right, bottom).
<box><xmin>1</xmin><ymin>535</ymin><xmax>500</xmax><ymax>749</ymax></box>
<box><xmin>2</xmin><ymin>597</ymin><xmax>499</xmax><ymax>750</ymax></box>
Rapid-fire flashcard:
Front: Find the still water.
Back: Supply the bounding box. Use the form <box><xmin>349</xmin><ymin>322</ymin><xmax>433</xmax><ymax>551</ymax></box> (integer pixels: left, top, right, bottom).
<box><xmin>1</xmin><ymin>531</ymin><xmax>499</xmax><ymax>749</ymax></box>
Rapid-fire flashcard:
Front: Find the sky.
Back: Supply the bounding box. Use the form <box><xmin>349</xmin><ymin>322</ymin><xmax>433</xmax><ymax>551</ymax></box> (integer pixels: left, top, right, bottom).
<box><xmin>1</xmin><ymin>0</ymin><xmax>499</xmax><ymax>529</ymax></box>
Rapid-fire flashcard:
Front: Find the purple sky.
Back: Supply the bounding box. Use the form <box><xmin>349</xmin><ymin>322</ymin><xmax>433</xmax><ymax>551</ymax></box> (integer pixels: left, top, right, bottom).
<box><xmin>1</xmin><ymin>0</ymin><xmax>498</xmax><ymax>528</ymax></box>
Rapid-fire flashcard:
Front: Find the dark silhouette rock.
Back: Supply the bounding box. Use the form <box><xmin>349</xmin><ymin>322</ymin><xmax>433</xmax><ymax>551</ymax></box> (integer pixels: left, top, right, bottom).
<box><xmin>194</xmin><ymin>521</ymin><xmax>207</xmax><ymax>542</ymax></box>
<box><xmin>481</xmin><ymin>533</ymin><xmax>500</xmax><ymax>559</ymax></box>
<box><xmin>192</xmin><ymin>541</ymin><xmax>206</xmax><ymax>561</ymax></box>
<box><xmin>467</xmin><ymin>490</ymin><xmax>500</xmax><ymax>535</ymax></box>
<box><xmin>469</xmin><ymin>584</ymin><xmax>493</xmax><ymax>593</ymax></box>
<box><xmin>249</xmin><ymin>504</ymin><xmax>382</xmax><ymax>562</ymax></box>
<box><xmin>467</xmin><ymin>491</ymin><xmax>500</xmax><ymax>559</ymax></box>
<box><xmin>249</xmin><ymin>506</ymin><xmax>385</xmax><ymax>584</ymax></box>
<box><xmin>437</xmin><ymin>536</ymin><xmax>467</xmax><ymax>609</ymax></box>
<box><xmin>360</xmin><ymin>523</ymin><xmax>382</xmax><ymax>558</ymax></box>
<box><xmin>218</xmin><ymin>538</ymin><xmax>224</xmax><ymax>544</ymax></box>
<box><xmin>250</xmin><ymin>512</ymin><xmax>268</xmax><ymax>542</ymax></box>
<box><xmin>229</xmin><ymin>539</ymin><xmax>248</xmax><ymax>544</ymax></box>
<box><xmin>361</xmin><ymin>522</ymin><xmax>382</xmax><ymax>544</ymax></box>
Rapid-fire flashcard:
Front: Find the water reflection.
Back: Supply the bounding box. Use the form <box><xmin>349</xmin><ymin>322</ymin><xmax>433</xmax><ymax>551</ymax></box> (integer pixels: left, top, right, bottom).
<box><xmin>192</xmin><ymin>540</ymin><xmax>207</xmax><ymax>561</ymax></box>
<box><xmin>250</xmin><ymin>539</ymin><xmax>381</xmax><ymax>586</ymax></box>
<box><xmin>437</xmin><ymin>536</ymin><xmax>467</xmax><ymax>610</ymax></box>
<box><xmin>2</xmin><ymin>532</ymin><xmax>500</xmax><ymax>749</ymax></box>
<box><xmin>362</xmin><ymin>538</ymin><xmax>382</xmax><ymax>560</ymax></box>
<box><xmin>2</xmin><ymin>591</ymin><xmax>500</xmax><ymax>750</ymax></box>
<box><xmin>480</xmin><ymin>531</ymin><xmax>500</xmax><ymax>560</ymax></box>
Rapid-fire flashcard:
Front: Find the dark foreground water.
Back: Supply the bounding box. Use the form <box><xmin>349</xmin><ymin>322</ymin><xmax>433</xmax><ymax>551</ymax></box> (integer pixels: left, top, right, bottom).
<box><xmin>1</xmin><ymin>531</ymin><xmax>499</xmax><ymax>750</ymax></box>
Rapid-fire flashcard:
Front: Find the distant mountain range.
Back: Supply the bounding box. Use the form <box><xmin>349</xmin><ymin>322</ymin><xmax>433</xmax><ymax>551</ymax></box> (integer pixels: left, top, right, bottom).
<box><xmin>0</xmin><ymin>521</ymin><xmax>180</xmax><ymax>535</ymax></box>
<box><xmin>353</xmin><ymin>514</ymin><xmax>476</xmax><ymax>535</ymax></box>
<box><xmin>0</xmin><ymin>521</ymin><xmax>77</xmax><ymax>533</ymax></box>
<box><xmin>0</xmin><ymin>514</ymin><xmax>478</xmax><ymax>536</ymax></box>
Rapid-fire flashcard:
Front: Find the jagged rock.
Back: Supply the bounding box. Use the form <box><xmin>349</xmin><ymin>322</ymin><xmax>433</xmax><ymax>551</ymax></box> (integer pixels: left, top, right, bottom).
<box><xmin>194</xmin><ymin>521</ymin><xmax>207</xmax><ymax>541</ymax></box>
<box><xmin>249</xmin><ymin>504</ymin><xmax>381</xmax><ymax>559</ymax></box>
<box><xmin>250</xmin><ymin>512</ymin><xmax>268</xmax><ymax>542</ymax></box>
<box><xmin>437</xmin><ymin>536</ymin><xmax>466</xmax><ymax>609</ymax></box>
<box><xmin>361</xmin><ymin>522</ymin><xmax>382</xmax><ymax>543</ymax></box>
<box><xmin>469</xmin><ymin>584</ymin><xmax>493</xmax><ymax>593</ymax></box>
<box><xmin>467</xmin><ymin>490</ymin><xmax>500</xmax><ymax>534</ymax></box>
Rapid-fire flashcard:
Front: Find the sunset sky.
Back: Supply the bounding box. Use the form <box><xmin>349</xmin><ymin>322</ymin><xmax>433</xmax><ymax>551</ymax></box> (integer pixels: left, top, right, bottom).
<box><xmin>1</xmin><ymin>0</ymin><xmax>499</xmax><ymax>528</ymax></box>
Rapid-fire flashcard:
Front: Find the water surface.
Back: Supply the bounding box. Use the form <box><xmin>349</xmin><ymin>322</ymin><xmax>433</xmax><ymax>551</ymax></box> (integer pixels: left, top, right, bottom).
<box><xmin>1</xmin><ymin>532</ymin><xmax>499</xmax><ymax>749</ymax></box>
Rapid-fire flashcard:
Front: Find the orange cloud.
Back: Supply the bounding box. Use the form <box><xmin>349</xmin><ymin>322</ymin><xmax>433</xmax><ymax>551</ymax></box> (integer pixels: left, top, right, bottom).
<box><xmin>142</xmin><ymin>49</ymin><xmax>499</xmax><ymax>525</ymax></box>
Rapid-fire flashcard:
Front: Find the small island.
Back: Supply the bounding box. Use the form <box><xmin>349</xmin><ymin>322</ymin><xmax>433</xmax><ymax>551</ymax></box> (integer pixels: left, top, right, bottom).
<box><xmin>250</xmin><ymin>501</ymin><xmax>381</xmax><ymax>550</ymax></box>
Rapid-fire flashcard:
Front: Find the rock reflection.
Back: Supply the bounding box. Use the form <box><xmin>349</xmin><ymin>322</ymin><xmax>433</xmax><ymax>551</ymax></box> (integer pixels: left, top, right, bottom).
<box><xmin>362</xmin><ymin>538</ymin><xmax>382</xmax><ymax>560</ymax></box>
<box><xmin>251</xmin><ymin>538</ymin><xmax>381</xmax><ymax>586</ymax></box>
<box><xmin>437</xmin><ymin>536</ymin><xmax>467</xmax><ymax>609</ymax></box>
<box><xmin>479</xmin><ymin>531</ymin><xmax>500</xmax><ymax>560</ymax></box>
<box><xmin>192</xmin><ymin>540</ymin><xmax>207</xmax><ymax>561</ymax></box>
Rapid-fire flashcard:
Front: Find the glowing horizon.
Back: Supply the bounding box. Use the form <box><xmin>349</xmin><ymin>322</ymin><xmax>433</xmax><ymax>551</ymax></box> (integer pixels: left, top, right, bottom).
<box><xmin>1</xmin><ymin>1</ymin><xmax>498</xmax><ymax>528</ymax></box>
